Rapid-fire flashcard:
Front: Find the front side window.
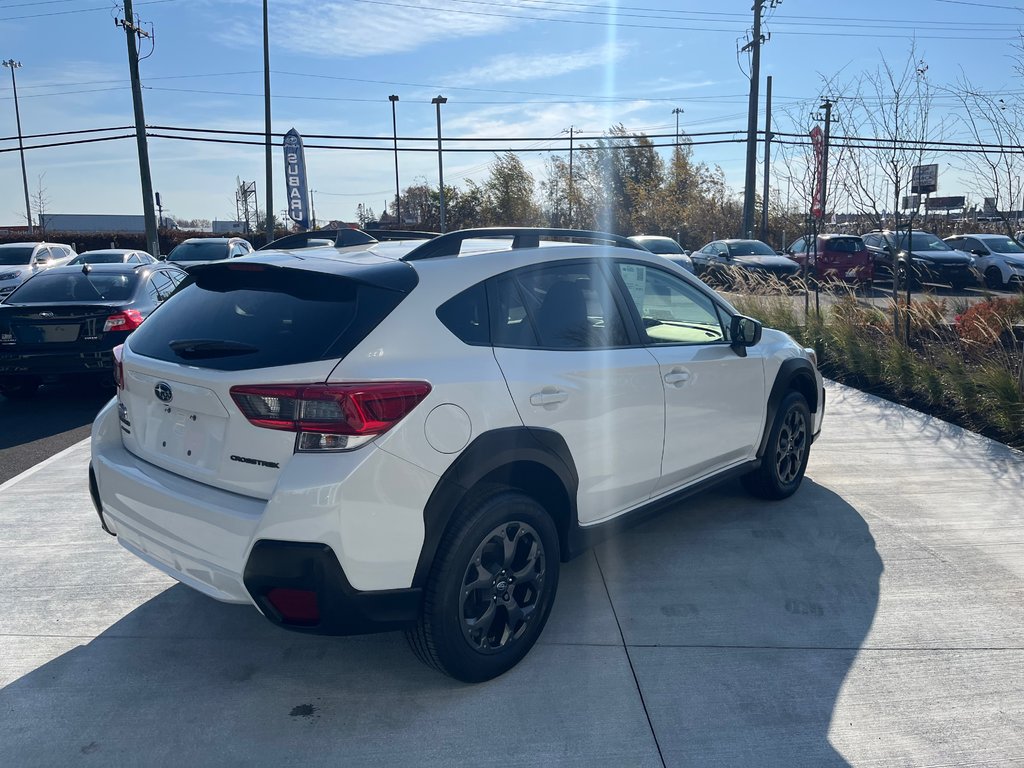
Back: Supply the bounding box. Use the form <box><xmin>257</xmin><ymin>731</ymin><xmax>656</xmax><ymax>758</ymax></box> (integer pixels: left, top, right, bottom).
<box><xmin>617</xmin><ymin>263</ymin><xmax>725</xmax><ymax>345</ymax></box>
<box><xmin>491</xmin><ymin>263</ymin><xmax>629</xmax><ymax>349</ymax></box>
<box><xmin>789</xmin><ymin>237</ymin><xmax>806</xmax><ymax>254</ymax></box>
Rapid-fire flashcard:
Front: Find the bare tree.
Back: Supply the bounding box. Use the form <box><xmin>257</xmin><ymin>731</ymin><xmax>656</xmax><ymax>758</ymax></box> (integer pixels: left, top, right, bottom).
<box><xmin>30</xmin><ymin>173</ymin><xmax>50</xmax><ymax>235</ymax></box>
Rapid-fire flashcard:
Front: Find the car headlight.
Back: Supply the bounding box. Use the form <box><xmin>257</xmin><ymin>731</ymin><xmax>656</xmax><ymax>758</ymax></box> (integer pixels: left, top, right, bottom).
<box><xmin>0</xmin><ymin>271</ymin><xmax>20</xmax><ymax>281</ymax></box>
<box><xmin>804</xmin><ymin>347</ymin><xmax>818</xmax><ymax>368</ymax></box>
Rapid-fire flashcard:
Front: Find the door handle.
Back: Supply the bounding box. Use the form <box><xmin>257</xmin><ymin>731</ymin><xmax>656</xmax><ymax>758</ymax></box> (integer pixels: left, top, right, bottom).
<box><xmin>530</xmin><ymin>390</ymin><xmax>569</xmax><ymax>406</ymax></box>
<box><xmin>663</xmin><ymin>370</ymin><xmax>691</xmax><ymax>386</ymax></box>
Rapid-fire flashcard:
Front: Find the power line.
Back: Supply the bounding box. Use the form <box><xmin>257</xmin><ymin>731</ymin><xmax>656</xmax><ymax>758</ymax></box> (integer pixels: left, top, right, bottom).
<box><xmin>0</xmin><ymin>0</ymin><xmax>177</xmax><ymax>21</ymax></box>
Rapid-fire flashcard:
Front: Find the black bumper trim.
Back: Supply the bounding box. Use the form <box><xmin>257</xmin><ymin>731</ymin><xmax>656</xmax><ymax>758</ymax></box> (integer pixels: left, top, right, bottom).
<box><xmin>88</xmin><ymin>464</ymin><xmax>116</xmax><ymax>536</ymax></box>
<box><xmin>243</xmin><ymin>540</ymin><xmax>422</xmax><ymax>636</ymax></box>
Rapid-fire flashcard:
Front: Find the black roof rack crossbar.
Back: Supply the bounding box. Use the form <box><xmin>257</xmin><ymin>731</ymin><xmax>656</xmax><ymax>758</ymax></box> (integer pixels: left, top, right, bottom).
<box><xmin>400</xmin><ymin>227</ymin><xmax>645</xmax><ymax>261</ymax></box>
<box><xmin>363</xmin><ymin>228</ymin><xmax>440</xmax><ymax>241</ymax></box>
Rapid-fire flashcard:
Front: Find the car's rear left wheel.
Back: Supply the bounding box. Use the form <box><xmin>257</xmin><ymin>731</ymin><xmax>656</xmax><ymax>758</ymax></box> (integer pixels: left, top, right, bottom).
<box><xmin>406</xmin><ymin>488</ymin><xmax>560</xmax><ymax>683</ymax></box>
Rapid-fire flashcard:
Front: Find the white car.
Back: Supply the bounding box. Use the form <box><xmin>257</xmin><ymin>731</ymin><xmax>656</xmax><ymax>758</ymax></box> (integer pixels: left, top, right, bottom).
<box><xmin>68</xmin><ymin>248</ymin><xmax>157</xmax><ymax>266</ymax></box>
<box><xmin>945</xmin><ymin>233</ymin><xmax>1024</xmax><ymax>290</ymax></box>
<box><xmin>0</xmin><ymin>241</ymin><xmax>77</xmax><ymax>298</ymax></box>
<box><xmin>166</xmin><ymin>237</ymin><xmax>253</xmax><ymax>266</ymax></box>
<box><xmin>90</xmin><ymin>227</ymin><xmax>824</xmax><ymax>682</ymax></box>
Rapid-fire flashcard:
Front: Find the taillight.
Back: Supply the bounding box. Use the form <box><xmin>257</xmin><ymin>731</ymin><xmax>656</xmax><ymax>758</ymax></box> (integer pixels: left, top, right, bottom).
<box><xmin>229</xmin><ymin>381</ymin><xmax>432</xmax><ymax>452</ymax></box>
<box><xmin>112</xmin><ymin>344</ymin><xmax>124</xmax><ymax>390</ymax></box>
<box><xmin>103</xmin><ymin>310</ymin><xmax>144</xmax><ymax>333</ymax></box>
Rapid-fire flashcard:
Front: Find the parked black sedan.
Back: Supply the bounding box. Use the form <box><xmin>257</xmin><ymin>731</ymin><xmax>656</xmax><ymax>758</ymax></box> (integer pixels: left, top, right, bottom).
<box><xmin>689</xmin><ymin>239</ymin><xmax>800</xmax><ymax>286</ymax></box>
<box><xmin>0</xmin><ymin>262</ymin><xmax>188</xmax><ymax>398</ymax></box>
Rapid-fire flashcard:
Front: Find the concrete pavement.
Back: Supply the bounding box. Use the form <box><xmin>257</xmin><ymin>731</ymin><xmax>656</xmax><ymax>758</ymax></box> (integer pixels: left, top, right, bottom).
<box><xmin>1</xmin><ymin>382</ymin><xmax>1022</xmax><ymax>766</ymax></box>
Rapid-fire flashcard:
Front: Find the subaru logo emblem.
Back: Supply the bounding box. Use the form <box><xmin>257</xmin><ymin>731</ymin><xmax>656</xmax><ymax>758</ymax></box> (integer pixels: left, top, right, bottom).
<box><xmin>38</xmin><ymin>312</ymin><xmax>54</xmax><ymax>318</ymax></box>
<box><xmin>154</xmin><ymin>382</ymin><xmax>173</xmax><ymax>403</ymax></box>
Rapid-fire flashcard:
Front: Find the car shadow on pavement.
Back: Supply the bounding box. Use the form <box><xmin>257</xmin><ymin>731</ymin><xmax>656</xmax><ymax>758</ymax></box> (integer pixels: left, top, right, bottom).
<box><xmin>0</xmin><ymin>478</ymin><xmax>880</xmax><ymax>767</ymax></box>
<box><xmin>593</xmin><ymin>477</ymin><xmax>883</xmax><ymax>767</ymax></box>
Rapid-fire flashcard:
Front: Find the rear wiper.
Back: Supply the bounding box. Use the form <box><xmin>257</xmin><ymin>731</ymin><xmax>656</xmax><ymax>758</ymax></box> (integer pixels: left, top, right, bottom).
<box><xmin>168</xmin><ymin>339</ymin><xmax>259</xmax><ymax>359</ymax></box>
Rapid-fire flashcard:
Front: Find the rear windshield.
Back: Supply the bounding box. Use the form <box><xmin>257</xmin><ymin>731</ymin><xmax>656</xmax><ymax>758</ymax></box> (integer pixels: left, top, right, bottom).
<box><xmin>7</xmin><ymin>271</ymin><xmax>137</xmax><ymax>302</ymax></box>
<box><xmin>0</xmin><ymin>246</ymin><xmax>35</xmax><ymax>266</ymax></box>
<box><xmin>127</xmin><ymin>265</ymin><xmax>405</xmax><ymax>370</ymax></box>
<box><xmin>168</xmin><ymin>241</ymin><xmax>229</xmax><ymax>261</ymax></box>
<box><xmin>826</xmin><ymin>237</ymin><xmax>864</xmax><ymax>253</ymax></box>
<box><xmin>73</xmin><ymin>252</ymin><xmax>125</xmax><ymax>264</ymax></box>
<box><xmin>637</xmin><ymin>238</ymin><xmax>685</xmax><ymax>255</ymax></box>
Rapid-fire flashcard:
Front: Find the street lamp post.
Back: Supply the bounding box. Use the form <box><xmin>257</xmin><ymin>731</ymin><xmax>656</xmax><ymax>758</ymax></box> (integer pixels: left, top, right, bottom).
<box><xmin>262</xmin><ymin>0</ymin><xmax>274</xmax><ymax>246</ymax></box>
<box><xmin>3</xmin><ymin>59</ymin><xmax>33</xmax><ymax>235</ymax></box>
<box><xmin>389</xmin><ymin>95</ymin><xmax>401</xmax><ymax>227</ymax></box>
<box><xmin>432</xmin><ymin>95</ymin><xmax>447</xmax><ymax>232</ymax></box>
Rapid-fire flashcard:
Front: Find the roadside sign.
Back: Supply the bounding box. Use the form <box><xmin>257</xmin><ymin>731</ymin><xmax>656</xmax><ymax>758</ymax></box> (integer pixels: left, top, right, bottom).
<box><xmin>911</xmin><ymin>164</ymin><xmax>938</xmax><ymax>195</ymax></box>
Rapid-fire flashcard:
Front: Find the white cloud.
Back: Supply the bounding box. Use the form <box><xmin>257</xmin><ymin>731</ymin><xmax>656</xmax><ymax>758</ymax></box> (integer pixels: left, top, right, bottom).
<box><xmin>452</xmin><ymin>43</ymin><xmax>630</xmax><ymax>85</ymax></box>
<box><xmin>269</xmin><ymin>1</ymin><xmax>556</xmax><ymax>59</ymax></box>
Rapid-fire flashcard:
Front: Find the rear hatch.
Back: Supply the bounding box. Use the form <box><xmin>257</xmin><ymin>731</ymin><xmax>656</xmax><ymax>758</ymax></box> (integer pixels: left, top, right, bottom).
<box><xmin>118</xmin><ymin>255</ymin><xmax>415</xmax><ymax>499</ymax></box>
<box><xmin>0</xmin><ymin>303</ymin><xmax>128</xmax><ymax>356</ymax></box>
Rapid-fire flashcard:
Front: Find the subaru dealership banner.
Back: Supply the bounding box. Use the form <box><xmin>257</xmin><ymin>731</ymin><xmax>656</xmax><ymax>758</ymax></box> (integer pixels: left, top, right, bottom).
<box><xmin>283</xmin><ymin>128</ymin><xmax>309</xmax><ymax>229</ymax></box>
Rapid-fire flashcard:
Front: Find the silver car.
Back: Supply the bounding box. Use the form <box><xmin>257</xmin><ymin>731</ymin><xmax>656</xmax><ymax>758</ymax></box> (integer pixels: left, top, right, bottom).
<box><xmin>945</xmin><ymin>234</ymin><xmax>1024</xmax><ymax>290</ymax></box>
<box><xmin>0</xmin><ymin>242</ymin><xmax>78</xmax><ymax>299</ymax></box>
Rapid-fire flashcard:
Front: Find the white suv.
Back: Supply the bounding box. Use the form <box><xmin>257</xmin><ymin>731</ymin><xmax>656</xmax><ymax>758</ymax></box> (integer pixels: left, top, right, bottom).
<box><xmin>89</xmin><ymin>227</ymin><xmax>824</xmax><ymax>682</ymax></box>
<box><xmin>0</xmin><ymin>241</ymin><xmax>78</xmax><ymax>298</ymax></box>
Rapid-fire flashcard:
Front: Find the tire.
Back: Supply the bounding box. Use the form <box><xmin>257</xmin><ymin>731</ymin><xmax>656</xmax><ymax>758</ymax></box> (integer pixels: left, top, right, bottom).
<box><xmin>742</xmin><ymin>391</ymin><xmax>812</xmax><ymax>500</ymax></box>
<box><xmin>406</xmin><ymin>488</ymin><xmax>560</xmax><ymax>683</ymax></box>
<box><xmin>0</xmin><ymin>377</ymin><xmax>40</xmax><ymax>400</ymax></box>
<box><xmin>985</xmin><ymin>267</ymin><xmax>1005</xmax><ymax>291</ymax></box>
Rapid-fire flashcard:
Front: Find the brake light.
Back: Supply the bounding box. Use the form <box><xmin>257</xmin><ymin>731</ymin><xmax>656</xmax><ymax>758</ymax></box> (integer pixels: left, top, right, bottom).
<box><xmin>103</xmin><ymin>310</ymin><xmax>144</xmax><ymax>333</ymax></box>
<box><xmin>112</xmin><ymin>344</ymin><xmax>124</xmax><ymax>390</ymax></box>
<box><xmin>230</xmin><ymin>381</ymin><xmax>432</xmax><ymax>451</ymax></box>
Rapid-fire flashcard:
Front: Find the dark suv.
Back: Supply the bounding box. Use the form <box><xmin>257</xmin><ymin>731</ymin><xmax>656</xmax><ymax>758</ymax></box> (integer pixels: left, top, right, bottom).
<box><xmin>861</xmin><ymin>230</ymin><xmax>976</xmax><ymax>289</ymax></box>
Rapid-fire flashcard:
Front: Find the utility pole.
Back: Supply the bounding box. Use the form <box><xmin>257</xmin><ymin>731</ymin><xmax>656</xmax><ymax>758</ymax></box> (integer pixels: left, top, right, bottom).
<box><xmin>567</xmin><ymin>126</ymin><xmax>575</xmax><ymax>227</ymax></box>
<box><xmin>309</xmin><ymin>189</ymin><xmax>317</xmax><ymax>229</ymax></box>
<box><xmin>262</xmin><ymin>0</ymin><xmax>274</xmax><ymax>246</ymax></box>
<box><xmin>2</xmin><ymin>60</ymin><xmax>32</xmax><ymax>235</ymax></box>
<box><xmin>155</xmin><ymin>191</ymin><xmax>164</xmax><ymax>228</ymax></box>
<box><xmin>672</xmin><ymin>107</ymin><xmax>684</xmax><ymax>148</ymax></box>
<box><xmin>741</xmin><ymin>0</ymin><xmax>766</xmax><ymax>238</ymax></box>
<box><xmin>761</xmin><ymin>76</ymin><xmax>772</xmax><ymax>240</ymax></box>
<box><xmin>116</xmin><ymin>1</ymin><xmax>160</xmax><ymax>257</ymax></box>
<box><xmin>819</xmin><ymin>97</ymin><xmax>832</xmax><ymax>225</ymax></box>
<box><xmin>432</xmin><ymin>95</ymin><xmax>447</xmax><ymax>232</ymax></box>
<box><xmin>389</xmin><ymin>95</ymin><xmax>401</xmax><ymax>227</ymax></box>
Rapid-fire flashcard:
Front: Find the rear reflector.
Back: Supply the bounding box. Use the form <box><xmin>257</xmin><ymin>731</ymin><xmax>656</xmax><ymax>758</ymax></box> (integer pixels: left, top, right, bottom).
<box><xmin>103</xmin><ymin>309</ymin><xmax>144</xmax><ymax>333</ymax></box>
<box><xmin>265</xmin><ymin>588</ymin><xmax>319</xmax><ymax>625</ymax></box>
<box><xmin>230</xmin><ymin>381</ymin><xmax>431</xmax><ymax>449</ymax></box>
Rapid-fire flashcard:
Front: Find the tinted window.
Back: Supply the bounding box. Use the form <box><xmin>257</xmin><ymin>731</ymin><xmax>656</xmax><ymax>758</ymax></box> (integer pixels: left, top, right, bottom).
<box><xmin>727</xmin><ymin>240</ymin><xmax>776</xmax><ymax>256</ymax></box>
<box><xmin>128</xmin><ymin>265</ymin><xmax>405</xmax><ymax>371</ymax></box>
<box><xmin>75</xmin><ymin>252</ymin><xmax>126</xmax><ymax>264</ymax></box>
<box><xmin>7</xmin><ymin>271</ymin><xmax>138</xmax><ymax>302</ymax></box>
<box><xmin>493</xmin><ymin>263</ymin><xmax>628</xmax><ymax>349</ymax></box>
<box><xmin>168</xmin><ymin>241</ymin><xmax>230</xmax><ymax>261</ymax></box>
<box><xmin>826</xmin><ymin>237</ymin><xmax>865</xmax><ymax>253</ymax></box>
<box><xmin>636</xmin><ymin>238</ymin><xmax>684</xmax><ymax>255</ymax></box>
<box><xmin>617</xmin><ymin>263</ymin><xmax>724</xmax><ymax>345</ymax></box>
<box><xmin>437</xmin><ymin>283</ymin><xmax>489</xmax><ymax>345</ymax></box>
<box><xmin>491</xmin><ymin>275</ymin><xmax>538</xmax><ymax>348</ymax></box>
<box><xmin>788</xmin><ymin>238</ymin><xmax>806</xmax><ymax>254</ymax></box>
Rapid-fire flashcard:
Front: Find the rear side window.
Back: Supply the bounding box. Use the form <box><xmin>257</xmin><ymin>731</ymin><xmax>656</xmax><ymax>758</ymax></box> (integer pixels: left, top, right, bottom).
<box><xmin>437</xmin><ymin>283</ymin><xmax>489</xmax><ymax>345</ymax></box>
<box><xmin>128</xmin><ymin>265</ymin><xmax>405</xmax><ymax>370</ymax></box>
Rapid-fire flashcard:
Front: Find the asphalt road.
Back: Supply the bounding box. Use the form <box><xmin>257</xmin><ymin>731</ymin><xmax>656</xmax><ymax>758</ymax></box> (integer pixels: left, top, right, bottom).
<box><xmin>0</xmin><ymin>383</ymin><xmax>113</xmax><ymax>484</ymax></box>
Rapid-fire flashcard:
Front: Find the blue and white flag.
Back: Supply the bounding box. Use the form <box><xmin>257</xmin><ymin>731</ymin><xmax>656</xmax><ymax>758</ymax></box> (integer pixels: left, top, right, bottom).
<box><xmin>283</xmin><ymin>128</ymin><xmax>309</xmax><ymax>229</ymax></box>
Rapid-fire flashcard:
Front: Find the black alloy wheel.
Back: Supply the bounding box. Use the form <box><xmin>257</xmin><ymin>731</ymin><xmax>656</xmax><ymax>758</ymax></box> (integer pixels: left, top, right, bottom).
<box><xmin>742</xmin><ymin>390</ymin><xmax>812</xmax><ymax>500</ymax></box>
<box><xmin>459</xmin><ymin>521</ymin><xmax>546</xmax><ymax>653</ymax></box>
<box><xmin>406</xmin><ymin>488</ymin><xmax>560</xmax><ymax>682</ymax></box>
<box><xmin>985</xmin><ymin>267</ymin><xmax>1005</xmax><ymax>291</ymax></box>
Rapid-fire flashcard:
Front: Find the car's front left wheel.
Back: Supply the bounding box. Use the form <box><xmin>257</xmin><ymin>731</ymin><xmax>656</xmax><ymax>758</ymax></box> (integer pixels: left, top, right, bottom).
<box><xmin>406</xmin><ymin>488</ymin><xmax>560</xmax><ymax>683</ymax></box>
<box><xmin>742</xmin><ymin>390</ymin><xmax>811</xmax><ymax>500</ymax></box>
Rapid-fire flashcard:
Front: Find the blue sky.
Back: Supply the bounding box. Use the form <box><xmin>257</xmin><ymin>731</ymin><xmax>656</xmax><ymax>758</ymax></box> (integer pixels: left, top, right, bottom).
<box><xmin>2</xmin><ymin>0</ymin><xmax>1023</xmax><ymax>225</ymax></box>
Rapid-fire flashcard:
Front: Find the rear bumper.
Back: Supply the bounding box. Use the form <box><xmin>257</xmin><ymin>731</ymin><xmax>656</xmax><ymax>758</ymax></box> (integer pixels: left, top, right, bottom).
<box><xmin>0</xmin><ymin>349</ymin><xmax>115</xmax><ymax>377</ymax></box>
<box><xmin>89</xmin><ymin>398</ymin><xmax>434</xmax><ymax>634</ymax></box>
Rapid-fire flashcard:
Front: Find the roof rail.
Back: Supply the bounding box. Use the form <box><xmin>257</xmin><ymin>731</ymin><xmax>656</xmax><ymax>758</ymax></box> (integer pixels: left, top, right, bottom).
<box><xmin>363</xmin><ymin>228</ymin><xmax>440</xmax><ymax>242</ymax></box>
<box><xmin>400</xmin><ymin>227</ymin><xmax>645</xmax><ymax>261</ymax></box>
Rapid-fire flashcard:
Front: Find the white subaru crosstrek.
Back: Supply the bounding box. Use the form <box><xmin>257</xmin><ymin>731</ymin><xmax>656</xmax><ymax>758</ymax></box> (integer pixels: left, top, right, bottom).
<box><xmin>90</xmin><ymin>227</ymin><xmax>824</xmax><ymax>682</ymax></box>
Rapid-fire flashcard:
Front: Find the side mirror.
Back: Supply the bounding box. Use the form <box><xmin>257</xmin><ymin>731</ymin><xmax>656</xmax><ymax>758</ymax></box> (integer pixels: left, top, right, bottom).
<box><xmin>157</xmin><ymin>253</ymin><xmax>167</xmax><ymax>261</ymax></box>
<box><xmin>730</xmin><ymin>315</ymin><xmax>762</xmax><ymax>357</ymax></box>
<box><xmin>682</xmin><ymin>249</ymin><xmax>691</xmax><ymax>256</ymax></box>
<box><xmin>33</xmin><ymin>257</ymin><xmax>51</xmax><ymax>267</ymax></box>
<box><xmin>971</xmin><ymin>249</ymin><xmax>986</xmax><ymax>257</ymax></box>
